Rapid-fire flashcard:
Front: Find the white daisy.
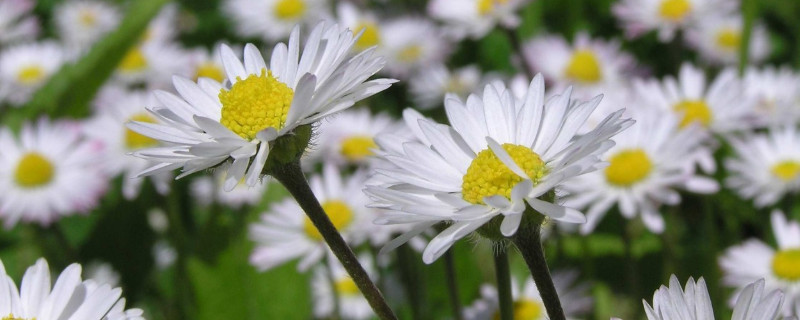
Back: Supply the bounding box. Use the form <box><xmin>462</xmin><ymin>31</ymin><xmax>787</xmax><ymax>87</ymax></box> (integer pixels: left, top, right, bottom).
<box><xmin>686</xmin><ymin>14</ymin><xmax>770</xmax><ymax>66</ymax></box>
<box><xmin>53</xmin><ymin>0</ymin><xmax>121</xmax><ymax>51</ymax></box>
<box><xmin>378</xmin><ymin>17</ymin><xmax>450</xmax><ymax>79</ymax></box>
<box><xmin>0</xmin><ymin>118</ymin><xmax>108</xmax><ymax>228</ymax></box>
<box><xmin>563</xmin><ymin>107</ymin><xmax>719</xmax><ymax>234</ymax></box>
<box><xmin>523</xmin><ymin>32</ymin><xmax>636</xmax><ymax>92</ymax></box>
<box><xmin>336</xmin><ymin>2</ymin><xmax>382</xmax><ymax>51</ymax></box>
<box><xmin>612</xmin><ymin>0</ymin><xmax>736</xmax><ymax>42</ymax></box>
<box><xmin>0</xmin><ymin>0</ymin><xmax>39</xmax><ymax>45</ymax></box>
<box><xmin>365</xmin><ymin>75</ymin><xmax>632</xmax><ymax>263</ymax></box>
<box><xmin>427</xmin><ymin>0</ymin><xmax>529</xmax><ymax>40</ymax></box>
<box><xmin>306</xmin><ymin>108</ymin><xmax>400</xmax><ymax>167</ymax></box>
<box><xmin>408</xmin><ymin>63</ymin><xmax>482</xmax><ymax>110</ymax></box>
<box><xmin>139</xmin><ymin>4</ymin><xmax>177</xmax><ymax>46</ymax></box>
<box><xmin>742</xmin><ymin>66</ymin><xmax>800</xmax><ymax>128</ymax></box>
<box><xmin>187</xmin><ymin>44</ymin><xmax>228</xmax><ymax>83</ymax></box>
<box><xmin>311</xmin><ymin>252</ymin><xmax>375</xmax><ymax>320</ymax></box>
<box><xmin>724</xmin><ymin>126</ymin><xmax>800</xmax><ymax>207</ymax></box>
<box><xmin>719</xmin><ymin>210</ymin><xmax>800</xmax><ymax>315</ymax></box>
<box><xmin>83</xmin><ymin>89</ymin><xmax>172</xmax><ymax>200</ymax></box>
<box><xmin>0</xmin><ymin>258</ymin><xmax>143</xmax><ymax>320</ymax></box>
<box><xmin>249</xmin><ymin>164</ymin><xmax>371</xmax><ymax>271</ymax></box>
<box><xmin>631</xmin><ymin>63</ymin><xmax>753</xmax><ymax>134</ymax></box>
<box><xmin>113</xmin><ymin>40</ymin><xmax>191</xmax><ymax>89</ymax></box>
<box><xmin>189</xmin><ymin>168</ymin><xmax>268</xmax><ymax>209</ymax></box>
<box><xmin>85</xmin><ymin>261</ymin><xmax>121</xmax><ymax>287</ymax></box>
<box><xmin>223</xmin><ymin>0</ymin><xmax>329</xmax><ymax>42</ymax></box>
<box><xmin>463</xmin><ymin>271</ymin><xmax>592</xmax><ymax>320</ymax></box>
<box><xmin>0</xmin><ymin>42</ymin><xmax>65</xmax><ymax>106</ymax></box>
<box><xmin>128</xmin><ymin>22</ymin><xmax>394</xmax><ymax>190</ymax></box>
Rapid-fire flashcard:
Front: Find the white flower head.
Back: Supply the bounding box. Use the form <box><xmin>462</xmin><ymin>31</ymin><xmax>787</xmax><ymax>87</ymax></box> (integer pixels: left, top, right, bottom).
<box><xmin>186</xmin><ymin>43</ymin><xmax>230</xmax><ymax>84</ymax></box>
<box><xmin>378</xmin><ymin>17</ymin><xmax>450</xmax><ymax>79</ymax></box>
<box><xmin>409</xmin><ymin>63</ymin><xmax>483</xmax><ymax>110</ymax></box>
<box><xmin>613</xmin><ymin>0</ymin><xmax>736</xmax><ymax>42</ymax></box>
<box><xmin>223</xmin><ymin>0</ymin><xmax>329</xmax><ymax>41</ymax></box>
<box><xmin>336</xmin><ymin>2</ymin><xmax>382</xmax><ymax>51</ymax></box>
<box><xmin>366</xmin><ymin>75</ymin><xmax>633</xmax><ymax>263</ymax></box>
<box><xmin>127</xmin><ymin>22</ymin><xmax>394</xmax><ymax>191</ymax></box>
<box><xmin>0</xmin><ymin>118</ymin><xmax>108</xmax><ymax>228</ymax></box>
<box><xmin>0</xmin><ymin>42</ymin><xmax>65</xmax><ymax>106</ymax></box>
<box><xmin>189</xmin><ymin>167</ymin><xmax>268</xmax><ymax>209</ymax></box>
<box><xmin>311</xmin><ymin>252</ymin><xmax>376</xmax><ymax>320</ymax></box>
<box><xmin>113</xmin><ymin>41</ymin><xmax>192</xmax><ymax>89</ymax></box>
<box><xmin>306</xmin><ymin>108</ymin><xmax>402</xmax><ymax>167</ymax></box>
<box><xmin>742</xmin><ymin>66</ymin><xmax>800</xmax><ymax>128</ymax></box>
<box><xmin>54</xmin><ymin>0</ymin><xmax>121</xmax><ymax>51</ymax></box>
<box><xmin>724</xmin><ymin>126</ymin><xmax>800</xmax><ymax>207</ymax></box>
<box><xmin>0</xmin><ymin>0</ymin><xmax>39</xmax><ymax>45</ymax></box>
<box><xmin>427</xmin><ymin>0</ymin><xmax>530</xmax><ymax>40</ymax></box>
<box><xmin>686</xmin><ymin>14</ymin><xmax>770</xmax><ymax>66</ymax></box>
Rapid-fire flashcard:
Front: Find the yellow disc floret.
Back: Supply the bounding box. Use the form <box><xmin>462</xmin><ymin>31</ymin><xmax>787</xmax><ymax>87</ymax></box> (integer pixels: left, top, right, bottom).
<box><xmin>673</xmin><ymin>100</ymin><xmax>712</xmax><ymax>128</ymax></box>
<box><xmin>605</xmin><ymin>149</ymin><xmax>653</xmax><ymax>187</ymax></box>
<box><xmin>15</xmin><ymin>152</ymin><xmax>55</xmax><ymax>188</ymax></box>
<box><xmin>340</xmin><ymin>136</ymin><xmax>377</xmax><ymax>161</ymax></box>
<box><xmin>477</xmin><ymin>0</ymin><xmax>509</xmax><ymax>15</ymax></box>
<box><xmin>771</xmin><ymin>160</ymin><xmax>800</xmax><ymax>182</ymax></box>
<box><xmin>79</xmin><ymin>9</ymin><xmax>97</xmax><ymax>26</ymax></box>
<box><xmin>354</xmin><ymin>22</ymin><xmax>381</xmax><ymax>49</ymax></box>
<box><xmin>2</xmin><ymin>314</ymin><xmax>30</xmax><ymax>320</ymax></box>
<box><xmin>564</xmin><ymin>50</ymin><xmax>602</xmax><ymax>83</ymax></box>
<box><xmin>492</xmin><ymin>299</ymin><xmax>543</xmax><ymax>320</ymax></box>
<box><xmin>16</xmin><ymin>65</ymin><xmax>45</xmax><ymax>85</ymax></box>
<box><xmin>715</xmin><ymin>28</ymin><xmax>741</xmax><ymax>52</ymax></box>
<box><xmin>126</xmin><ymin>113</ymin><xmax>159</xmax><ymax>149</ymax></box>
<box><xmin>218</xmin><ymin>69</ymin><xmax>294</xmax><ymax>140</ymax></box>
<box><xmin>194</xmin><ymin>62</ymin><xmax>226</xmax><ymax>82</ymax></box>
<box><xmin>118</xmin><ymin>48</ymin><xmax>148</xmax><ymax>73</ymax></box>
<box><xmin>274</xmin><ymin>0</ymin><xmax>306</xmax><ymax>20</ymax></box>
<box><xmin>659</xmin><ymin>0</ymin><xmax>692</xmax><ymax>21</ymax></box>
<box><xmin>335</xmin><ymin>278</ymin><xmax>360</xmax><ymax>296</ymax></box>
<box><xmin>303</xmin><ymin>200</ymin><xmax>354</xmax><ymax>241</ymax></box>
<box><xmin>462</xmin><ymin>144</ymin><xmax>547</xmax><ymax>205</ymax></box>
<box><xmin>772</xmin><ymin>248</ymin><xmax>800</xmax><ymax>281</ymax></box>
<box><xmin>397</xmin><ymin>45</ymin><xmax>422</xmax><ymax>63</ymax></box>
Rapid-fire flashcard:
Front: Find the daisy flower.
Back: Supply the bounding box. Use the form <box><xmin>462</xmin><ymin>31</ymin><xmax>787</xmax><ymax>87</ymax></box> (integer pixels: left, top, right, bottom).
<box><xmin>563</xmin><ymin>107</ymin><xmax>719</xmax><ymax>234</ymax></box>
<box><xmin>223</xmin><ymin>0</ymin><xmax>328</xmax><ymax>42</ymax></box>
<box><xmin>306</xmin><ymin>108</ymin><xmax>400</xmax><ymax>167</ymax></box>
<box><xmin>54</xmin><ymin>0</ymin><xmax>121</xmax><ymax>51</ymax></box>
<box><xmin>0</xmin><ymin>0</ymin><xmax>38</xmax><ymax>45</ymax></box>
<box><xmin>113</xmin><ymin>41</ymin><xmax>191</xmax><ymax>89</ymax></box>
<box><xmin>724</xmin><ymin>126</ymin><xmax>800</xmax><ymax>207</ymax></box>
<box><xmin>632</xmin><ymin>63</ymin><xmax>753</xmax><ymax>133</ymax></box>
<box><xmin>311</xmin><ymin>252</ymin><xmax>376</xmax><ymax>320</ymax></box>
<box><xmin>463</xmin><ymin>271</ymin><xmax>592</xmax><ymax>320</ymax></box>
<box><xmin>0</xmin><ymin>258</ymin><xmax>143</xmax><ymax>320</ymax></box>
<box><xmin>523</xmin><ymin>32</ymin><xmax>636</xmax><ymax>92</ymax></box>
<box><xmin>0</xmin><ymin>118</ymin><xmax>108</xmax><ymax>228</ymax></box>
<box><xmin>742</xmin><ymin>66</ymin><xmax>800</xmax><ymax>127</ymax></box>
<box><xmin>187</xmin><ymin>44</ymin><xmax>228</xmax><ymax>83</ymax></box>
<box><xmin>409</xmin><ymin>63</ymin><xmax>483</xmax><ymax>110</ymax></box>
<box><xmin>249</xmin><ymin>164</ymin><xmax>370</xmax><ymax>271</ymax></box>
<box><xmin>127</xmin><ymin>22</ymin><xmax>394</xmax><ymax>190</ymax></box>
<box><xmin>0</xmin><ymin>42</ymin><xmax>65</xmax><ymax>106</ymax></box>
<box><xmin>189</xmin><ymin>168</ymin><xmax>268</xmax><ymax>209</ymax></box>
<box><xmin>720</xmin><ymin>210</ymin><xmax>800</xmax><ymax>315</ymax></box>
<box><xmin>686</xmin><ymin>14</ymin><xmax>770</xmax><ymax>66</ymax></box>
<box><xmin>84</xmin><ymin>89</ymin><xmax>172</xmax><ymax>200</ymax></box>
<box><xmin>139</xmin><ymin>4</ymin><xmax>177</xmax><ymax>46</ymax></box>
<box><xmin>378</xmin><ymin>17</ymin><xmax>450</xmax><ymax>79</ymax></box>
<box><xmin>336</xmin><ymin>2</ymin><xmax>382</xmax><ymax>51</ymax></box>
<box><xmin>365</xmin><ymin>75</ymin><xmax>632</xmax><ymax>263</ymax></box>
<box><xmin>427</xmin><ymin>0</ymin><xmax>530</xmax><ymax>40</ymax></box>
<box><xmin>612</xmin><ymin>0</ymin><xmax>736</xmax><ymax>42</ymax></box>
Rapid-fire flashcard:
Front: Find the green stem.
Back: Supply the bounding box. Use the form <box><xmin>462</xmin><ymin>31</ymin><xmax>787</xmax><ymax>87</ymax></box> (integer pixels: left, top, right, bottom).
<box><xmin>621</xmin><ymin>221</ymin><xmax>640</xmax><ymax>320</ymax></box>
<box><xmin>738</xmin><ymin>0</ymin><xmax>756</xmax><ymax>75</ymax></box>
<box><xmin>444</xmin><ymin>250</ymin><xmax>464</xmax><ymax>320</ymax></box>
<box><xmin>397</xmin><ymin>244</ymin><xmax>425</xmax><ymax>319</ymax></box>
<box><xmin>503</xmin><ymin>27</ymin><xmax>536</xmax><ymax>80</ymax></box>
<box><xmin>512</xmin><ymin>223</ymin><xmax>566</xmax><ymax>320</ymax></box>
<box><xmin>493</xmin><ymin>245</ymin><xmax>514</xmax><ymax>320</ymax></box>
<box><xmin>164</xmin><ymin>192</ymin><xmax>196</xmax><ymax>319</ymax></box>
<box><xmin>270</xmin><ymin>161</ymin><xmax>397</xmax><ymax>320</ymax></box>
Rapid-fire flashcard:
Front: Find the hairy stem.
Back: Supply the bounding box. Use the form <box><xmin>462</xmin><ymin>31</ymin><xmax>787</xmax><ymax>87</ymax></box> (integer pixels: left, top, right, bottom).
<box><xmin>512</xmin><ymin>222</ymin><xmax>566</xmax><ymax>320</ymax></box>
<box><xmin>493</xmin><ymin>245</ymin><xmax>514</xmax><ymax>320</ymax></box>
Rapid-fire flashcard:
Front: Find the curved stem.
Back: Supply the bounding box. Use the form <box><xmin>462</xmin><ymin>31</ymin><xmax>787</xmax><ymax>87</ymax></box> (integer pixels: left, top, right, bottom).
<box><xmin>270</xmin><ymin>161</ymin><xmax>398</xmax><ymax>320</ymax></box>
<box><xmin>444</xmin><ymin>250</ymin><xmax>464</xmax><ymax>320</ymax></box>
<box><xmin>512</xmin><ymin>223</ymin><xmax>566</xmax><ymax>320</ymax></box>
<box><xmin>503</xmin><ymin>27</ymin><xmax>536</xmax><ymax>80</ymax></box>
<box><xmin>493</xmin><ymin>245</ymin><xmax>514</xmax><ymax>320</ymax></box>
<box><xmin>738</xmin><ymin>0</ymin><xmax>756</xmax><ymax>75</ymax></box>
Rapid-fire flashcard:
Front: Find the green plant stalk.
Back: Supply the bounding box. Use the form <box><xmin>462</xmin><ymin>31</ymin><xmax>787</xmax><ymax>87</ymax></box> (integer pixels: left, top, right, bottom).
<box><xmin>444</xmin><ymin>250</ymin><xmax>464</xmax><ymax>320</ymax></box>
<box><xmin>503</xmin><ymin>27</ymin><xmax>536</xmax><ymax>80</ymax></box>
<box><xmin>738</xmin><ymin>0</ymin><xmax>756</xmax><ymax>75</ymax></box>
<box><xmin>165</xmin><ymin>190</ymin><xmax>196</xmax><ymax>320</ymax></box>
<box><xmin>493</xmin><ymin>245</ymin><xmax>514</xmax><ymax>320</ymax></box>
<box><xmin>397</xmin><ymin>243</ymin><xmax>426</xmax><ymax>319</ymax></box>
<box><xmin>270</xmin><ymin>161</ymin><xmax>398</xmax><ymax>320</ymax></box>
<box><xmin>513</xmin><ymin>220</ymin><xmax>566</xmax><ymax>320</ymax></box>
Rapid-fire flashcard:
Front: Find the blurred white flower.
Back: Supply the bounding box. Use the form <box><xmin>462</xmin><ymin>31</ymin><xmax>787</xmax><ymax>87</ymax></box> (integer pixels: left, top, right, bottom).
<box><xmin>147</xmin><ymin>208</ymin><xmax>169</xmax><ymax>234</ymax></box>
<box><xmin>409</xmin><ymin>64</ymin><xmax>482</xmax><ymax>110</ymax></box>
<box><xmin>311</xmin><ymin>252</ymin><xmax>375</xmax><ymax>319</ymax></box>
<box><xmin>306</xmin><ymin>108</ymin><xmax>401</xmax><ymax>167</ymax></box>
<box><xmin>742</xmin><ymin>66</ymin><xmax>800</xmax><ymax>128</ymax></box>
<box><xmin>378</xmin><ymin>17</ymin><xmax>450</xmax><ymax>79</ymax></box>
<box><xmin>186</xmin><ymin>43</ymin><xmax>230</xmax><ymax>84</ymax></box>
<box><xmin>365</xmin><ymin>75</ymin><xmax>632</xmax><ymax>263</ymax></box>
<box><xmin>686</xmin><ymin>14</ymin><xmax>769</xmax><ymax>66</ymax></box>
<box><xmin>0</xmin><ymin>118</ymin><xmax>108</xmax><ymax>228</ymax></box>
<box><xmin>336</xmin><ymin>2</ymin><xmax>382</xmax><ymax>51</ymax></box>
<box><xmin>0</xmin><ymin>0</ymin><xmax>39</xmax><ymax>45</ymax></box>
<box><xmin>223</xmin><ymin>0</ymin><xmax>329</xmax><ymax>41</ymax></box>
<box><xmin>613</xmin><ymin>0</ymin><xmax>736</xmax><ymax>42</ymax></box>
<box><xmin>86</xmin><ymin>261</ymin><xmax>121</xmax><ymax>287</ymax></box>
<box><xmin>427</xmin><ymin>0</ymin><xmax>529</xmax><ymax>40</ymax></box>
<box><xmin>153</xmin><ymin>240</ymin><xmax>177</xmax><ymax>269</ymax></box>
<box><xmin>54</xmin><ymin>0</ymin><xmax>121</xmax><ymax>52</ymax></box>
<box><xmin>189</xmin><ymin>166</ymin><xmax>268</xmax><ymax>209</ymax></box>
<box><xmin>112</xmin><ymin>41</ymin><xmax>192</xmax><ymax>89</ymax></box>
<box><xmin>0</xmin><ymin>42</ymin><xmax>65</xmax><ymax>106</ymax></box>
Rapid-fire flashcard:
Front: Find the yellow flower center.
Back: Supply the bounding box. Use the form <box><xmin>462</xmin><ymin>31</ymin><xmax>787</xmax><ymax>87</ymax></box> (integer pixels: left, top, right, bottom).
<box><xmin>397</xmin><ymin>45</ymin><xmax>422</xmax><ymax>63</ymax></box>
<box><xmin>79</xmin><ymin>10</ymin><xmax>97</xmax><ymax>27</ymax></box>
<box><xmin>2</xmin><ymin>314</ymin><xmax>31</xmax><ymax>320</ymax></box>
<box><xmin>126</xmin><ymin>113</ymin><xmax>159</xmax><ymax>149</ymax></box>
<box><xmin>564</xmin><ymin>50</ymin><xmax>602</xmax><ymax>83</ymax></box>
<box><xmin>274</xmin><ymin>0</ymin><xmax>306</xmax><ymax>20</ymax></box>
<box><xmin>354</xmin><ymin>22</ymin><xmax>381</xmax><ymax>49</ymax></box>
<box><xmin>15</xmin><ymin>152</ymin><xmax>55</xmax><ymax>188</ymax></box>
<box><xmin>462</xmin><ymin>144</ymin><xmax>547</xmax><ymax>205</ymax></box>
<box><xmin>771</xmin><ymin>161</ymin><xmax>800</xmax><ymax>181</ymax></box>
<box><xmin>659</xmin><ymin>0</ymin><xmax>692</xmax><ymax>21</ymax></box>
<box><xmin>340</xmin><ymin>136</ymin><xmax>376</xmax><ymax>161</ymax></box>
<box><xmin>195</xmin><ymin>62</ymin><xmax>225</xmax><ymax>82</ymax></box>
<box><xmin>605</xmin><ymin>149</ymin><xmax>653</xmax><ymax>187</ymax></box>
<box><xmin>218</xmin><ymin>69</ymin><xmax>294</xmax><ymax>140</ymax></box>
<box><xmin>492</xmin><ymin>299</ymin><xmax>544</xmax><ymax>320</ymax></box>
<box><xmin>118</xmin><ymin>48</ymin><xmax>148</xmax><ymax>73</ymax></box>
<box><xmin>16</xmin><ymin>65</ymin><xmax>45</xmax><ymax>85</ymax></box>
<box><xmin>477</xmin><ymin>0</ymin><xmax>509</xmax><ymax>15</ymax></box>
<box><xmin>772</xmin><ymin>249</ymin><xmax>800</xmax><ymax>281</ymax></box>
<box><xmin>716</xmin><ymin>28</ymin><xmax>741</xmax><ymax>52</ymax></box>
<box><xmin>335</xmin><ymin>278</ymin><xmax>360</xmax><ymax>296</ymax></box>
<box><xmin>673</xmin><ymin>100</ymin><xmax>712</xmax><ymax>128</ymax></box>
<box><xmin>303</xmin><ymin>200</ymin><xmax>354</xmax><ymax>241</ymax></box>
